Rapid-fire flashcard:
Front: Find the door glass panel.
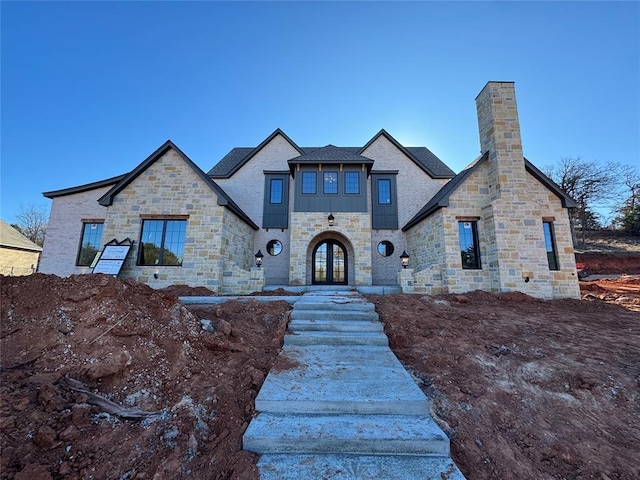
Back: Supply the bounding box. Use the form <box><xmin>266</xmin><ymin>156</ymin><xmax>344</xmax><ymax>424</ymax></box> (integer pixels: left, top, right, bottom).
<box><xmin>314</xmin><ymin>243</ymin><xmax>327</xmax><ymax>282</ymax></box>
<box><xmin>332</xmin><ymin>244</ymin><xmax>345</xmax><ymax>282</ymax></box>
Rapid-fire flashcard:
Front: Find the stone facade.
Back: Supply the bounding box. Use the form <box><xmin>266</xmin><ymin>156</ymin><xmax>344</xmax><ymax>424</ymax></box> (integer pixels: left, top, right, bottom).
<box><xmin>289</xmin><ymin>212</ymin><xmax>372</xmax><ymax>286</ymax></box>
<box><xmin>40</xmin><ymin>82</ymin><xmax>580</xmax><ymax>299</ymax></box>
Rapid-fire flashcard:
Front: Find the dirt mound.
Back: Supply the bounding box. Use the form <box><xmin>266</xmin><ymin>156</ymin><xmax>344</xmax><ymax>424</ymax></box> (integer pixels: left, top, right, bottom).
<box><xmin>160</xmin><ymin>284</ymin><xmax>217</xmax><ymax>297</ymax></box>
<box><xmin>0</xmin><ymin>274</ymin><xmax>291</xmax><ymax>480</ymax></box>
<box><xmin>372</xmin><ymin>291</ymin><xmax>640</xmax><ymax>480</ymax></box>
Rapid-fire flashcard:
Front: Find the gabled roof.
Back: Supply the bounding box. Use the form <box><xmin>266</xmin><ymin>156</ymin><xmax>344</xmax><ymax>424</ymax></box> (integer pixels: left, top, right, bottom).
<box><xmin>208</xmin><ymin>128</ymin><xmax>303</xmax><ymax>178</ymax></box>
<box><xmin>0</xmin><ymin>219</ymin><xmax>42</xmax><ymax>252</ymax></box>
<box><xmin>402</xmin><ymin>154</ymin><xmax>578</xmax><ymax>231</ymax></box>
<box><xmin>359</xmin><ymin>129</ymin><xmax>455</xmax><ymax>179</ymax></box>
<box><xmin>43</xmin><ymin>174</ymin><xmax>127</xmax><ymax>199</ymax></box>
<box><xmin>98</xmin><ymin>140</ymin><xmax>259</xmax><ymax>230</ymax></box>
<box><xmin>208</xmin><ymin>128</ymin><xmax>454</xmax><ymax>181</ymax></box>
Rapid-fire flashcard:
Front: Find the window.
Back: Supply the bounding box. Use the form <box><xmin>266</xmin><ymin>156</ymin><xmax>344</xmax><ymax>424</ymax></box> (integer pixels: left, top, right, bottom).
<box><xmin>458</xmin><ymin>221</ymin><xmax>481</xmax><ymax>269</ymax></box>
<box><xmin>267</xmin><ymin>239</ymin><xmax>283</xmax><ymax>256</ymax></box>
<box><xmin>301</xmin><ymin>172</ymin><xmax>317</xmax><ymax>194</ymax></box>
<box><xmin>138</xmin><ymin>219</ymin><xmax>186</xmax><ymax>266</ymax></box>
<box><xmin>378</xmin><ymin>179</ymin><xmax>391</xmax><ymax>205</ymax></box>
<box><xmin>543</xmin><ymin>221</ymin><xmax>559</xmax><ymax>270</ymax></box>
<box><xmin>377</xmin><ymin>240</ymin><xmax>395</xmax><ymax>257</ymax></box>
<box><xmin>269</xmin><ymin>178</ymin><xmax>283</xmax><ymax>204</ymax></box>
<box><xmin>323</xmin><ymin>171</ymin><xmax>338</xmax><ymax>194</ymax></box>
<box><xmin>345</xmin><ymin>172</ymin><xmax>360</xmax><ymax>194</ymax></box>
<box><xmin>77</xmin><ymin>222</ymin><xmax>103</xmax><ymax>266</ymax></box>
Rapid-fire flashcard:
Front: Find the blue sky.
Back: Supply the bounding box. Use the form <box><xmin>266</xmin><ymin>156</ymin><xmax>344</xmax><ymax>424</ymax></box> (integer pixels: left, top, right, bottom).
<box><xmin>2</xmin><ymin>1</ymin><xmax>638</xmax><ymax>224</ymax></box>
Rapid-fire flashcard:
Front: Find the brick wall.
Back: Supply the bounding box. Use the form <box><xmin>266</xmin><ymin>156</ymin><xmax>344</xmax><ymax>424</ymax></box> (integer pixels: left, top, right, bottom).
<box><xmin>39</xmin><ymin>186</ymin><xmax>113</xmax><ymax>276</ymax></box>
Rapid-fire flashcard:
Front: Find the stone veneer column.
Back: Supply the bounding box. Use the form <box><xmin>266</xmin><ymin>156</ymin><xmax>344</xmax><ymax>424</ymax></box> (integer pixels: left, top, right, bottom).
<box><xmin>475</xmin><ymin>82</ymin><xmax>551</xmax><ymax>297</ymax></box>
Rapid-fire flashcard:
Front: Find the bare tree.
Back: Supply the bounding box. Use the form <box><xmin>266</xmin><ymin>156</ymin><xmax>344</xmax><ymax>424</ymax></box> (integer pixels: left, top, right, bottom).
<box><xmin>14</xmin><ymin>204</ymin><xmax>49</xmax><ymax>246</ymax></box>
<box><xmin>543</xmin><ymin>158</ymin><xmax>628</xmax><ymax>245</ymax></box>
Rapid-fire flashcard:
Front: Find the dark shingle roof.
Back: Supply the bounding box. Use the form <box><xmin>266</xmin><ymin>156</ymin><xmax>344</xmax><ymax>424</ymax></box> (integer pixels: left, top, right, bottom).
<box><xmin>208</xmin><ymin>128</ymin><xmax>455</xmax><ymax>180</ymax></box>
<box><xmin>43</xmin><ymin>174</ymin><xmax>127</xmax><ymax>199</ymax></box>
<box><xmin>402</xmin><ymin>154</ymin><xmax>578</xmax><ymax>231</ymax></box>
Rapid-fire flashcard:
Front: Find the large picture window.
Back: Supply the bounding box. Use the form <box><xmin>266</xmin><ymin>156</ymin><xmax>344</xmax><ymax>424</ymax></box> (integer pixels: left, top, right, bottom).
<box><xmin>138</xmin><ymin>219</ymin><xmax>186</xmax><ymax>266</ymax></box>
<box><xmin>77</xmin><ymin>222</ymin><xmax>103</xmax><ymax>266</ymax></box>
<box><xmin>543</xmin><ymin>221</ymin><xmax>559</xmax><ymax>270</ymax></box>
<box><xmin>301</xmin><ymin>172</ymin><xmax>317</xmax><ymax>194</ymax></box>
<box><xmin>458</xmin><ymin>221</ymin><xmax>481</xmax><ymax>269</ymax></box>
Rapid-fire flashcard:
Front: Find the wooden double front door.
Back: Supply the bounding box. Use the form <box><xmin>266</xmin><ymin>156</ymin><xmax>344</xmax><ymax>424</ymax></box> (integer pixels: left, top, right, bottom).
<box><xmin>312</xmin><ymin>240</ymin><xmax>347</xmax><ymax>285</ymax></box>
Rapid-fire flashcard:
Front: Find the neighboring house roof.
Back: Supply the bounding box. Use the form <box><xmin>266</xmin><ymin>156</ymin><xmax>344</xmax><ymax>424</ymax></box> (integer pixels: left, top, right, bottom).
<box><xmin>402</xmin><ymin>154</ymin><xmax>578</xmax><ymax>231</ymax></box>
<box><xmin>0</xmin><ymin>219</ymin><xmax>42</xmax><ymax>252</ymax></box>
<box><xmin>98</xmin><ymin>140</ymin><xmax>259</xmax><ymax>230</ymax></box>
<box><xmin>208</xmin><ymin>128</ymin><xmax>455</xmax><ymax>180</ymax></box>
<box><xmin>208</xmin><ymin>128</ymin><xmax>304</xmax><ymax>178</ymax></box>
<box><xmin>43</xmin><ymin>174</ymin><xmax>127</xmax><ymax>199</ymax></box>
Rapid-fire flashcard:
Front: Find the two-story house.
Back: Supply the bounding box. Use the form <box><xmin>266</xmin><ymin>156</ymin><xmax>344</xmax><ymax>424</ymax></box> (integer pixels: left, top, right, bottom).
<box><xmin>39</xmin><ymin>82</ymin><xmax>580</xmax><ymax>299</ymax></box>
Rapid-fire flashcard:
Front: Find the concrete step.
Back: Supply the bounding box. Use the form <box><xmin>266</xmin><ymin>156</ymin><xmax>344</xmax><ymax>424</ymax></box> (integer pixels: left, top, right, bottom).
<box><xmin>294</xmin><ymin>297</ymin><xmax>376</xmax><ymax>311</ymax></box>
<box><xmin>243</xmin><ymin>413</ymin><xmax>450</xmax><ymax>455</ymax></box>
<box><xmin>284</xmin><ymin>331</ymin><xmax>388</xmax><ymax>346</ymax></box>
<box><xmin>256</xmin><ymin>453</ymin><xmax>466</xmax><ymax>480</ymax></box>
<box><xmin>290</xmin><ymin>309</ymin><xmax>379</xmax><ymax>322</ymax></box>
<box><xmin>289</xmin><ymin>319</ymin><xmax>384</xmax><ymax>333</ymax></box>
<box><xmin>255</xmin><ymin>346</ymin><xmax>430</xmax><ymax>415</ymax></box>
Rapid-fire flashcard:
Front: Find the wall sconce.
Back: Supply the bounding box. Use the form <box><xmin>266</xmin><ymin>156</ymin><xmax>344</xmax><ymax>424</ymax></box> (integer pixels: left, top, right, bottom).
<box><xmin>154</xmin><ymin>269</ymin><xmax>159</xmax><ymax>279</ymax></box>
<box><xmin>400</xmin><ymin>250</ymin><xmax>410</xmax><ymax>269</ymax></box>
<box><xmin>255</xmin><ymin>250</ymin><xmax>264</xmax><ymax>268</ymax></box>
<box><xmin>328</xmin><ymin>213</ymin><xmax>335</xmax><ymax>227</ymax></box>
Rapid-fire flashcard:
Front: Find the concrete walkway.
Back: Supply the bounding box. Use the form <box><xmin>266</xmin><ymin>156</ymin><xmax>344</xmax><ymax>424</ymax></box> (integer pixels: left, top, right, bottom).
<box><xmin>242</xmin><ymin>291</ymin><xmax>466</xmax><ymax>479</ymax></box>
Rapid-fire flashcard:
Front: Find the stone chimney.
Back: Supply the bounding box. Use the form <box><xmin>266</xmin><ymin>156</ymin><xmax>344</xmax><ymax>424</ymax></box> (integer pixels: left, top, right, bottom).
<box><xmin>475</xmin><ymin>81</ymin><xmax>526</xmax><ymax>200</ymax></box>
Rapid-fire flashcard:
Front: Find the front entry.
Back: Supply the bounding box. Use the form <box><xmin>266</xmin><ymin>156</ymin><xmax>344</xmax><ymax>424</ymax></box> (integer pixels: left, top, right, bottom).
<box><xmin>312</xmin><ymin>240</ymin><xmax>347</xmax><ymax>285</ymax></box>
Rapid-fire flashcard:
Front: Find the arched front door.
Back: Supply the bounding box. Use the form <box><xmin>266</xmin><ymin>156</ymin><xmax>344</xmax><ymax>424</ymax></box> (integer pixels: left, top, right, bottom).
<box><xmin>312</xmin><ymin>240</ymin><xmax>347</xmax><ymax>285</ymax></box>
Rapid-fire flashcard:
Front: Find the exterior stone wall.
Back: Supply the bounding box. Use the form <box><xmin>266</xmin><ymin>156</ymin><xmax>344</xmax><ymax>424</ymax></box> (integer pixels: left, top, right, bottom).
<box><xmin>405</xmin><ymin>161</ymin><xmax>579</xmax><ymax>299</ymax></box>
<box><xmin>371</xmin><ymin>229</ymin><xmax>407</xmax><ymax>285</ymax></box>
<box><xmin>0</xmin><ymin>247</ymin><xmax>40</xmax><ymax>276</ymax></box>
<box><xmin>289</xmin><ymin>212</ymin><xmax>372</xmax><ymax>286</ymax></box>
<box><xmin>102</xmin><ymin>149</ymin><xmax>258</xmax><ymax>291</ymax></box>
<box><xmin>255</xmin><ymin>229</ymin><xmax>290</xmax><ymax>285</ymax></box>
<box><xmin>39</xmin><ymin>186</ymin><xmax>113</xmax><ymax>276</ymax></box>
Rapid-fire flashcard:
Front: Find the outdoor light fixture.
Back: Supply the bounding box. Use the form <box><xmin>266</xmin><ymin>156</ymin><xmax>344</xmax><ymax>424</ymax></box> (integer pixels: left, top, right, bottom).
<box><xmin>255</xmin><ymin>250</ymin><xmax>264</xmax><ymax>268</ymax></box>
<box><xmin>154</xmin><ymin>269</ymin><xmax>159</xmax><ymax>279</ymax></box>
<box><xmin>328</xmin><ymin>213</ymin><xmax>335</xmax><ymax>227</ymax></box>
<box><xmin>400</xmin><ymin>251</ymin><xmax>410</xmax><ymax>269</ymax></box>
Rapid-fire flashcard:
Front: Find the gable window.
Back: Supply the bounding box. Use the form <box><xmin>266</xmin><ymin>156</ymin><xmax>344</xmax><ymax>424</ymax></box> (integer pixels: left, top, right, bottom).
<box><xmin>138</xmin><ymin>219</ymin><xmax>186</xmax><ymax>266</ymax></box>
<box><xmin>378</xmin><ymin>179</ymin><xmax>392</xmax><ymax>205</ymax></box>
<box><xmin>543</xmin><ymin>221</ymin><xmax>559</xmax><ymax>270</ymax></box>
<box><xmin>269</xmin><ymin>178</ymin><xmax>283</xmax><ymax>204</ymax></box>
<box><xmin>77</xmin><ymin>222</ymin><xmax>103</xmax><ymax>266</ymax></box>
<box><xmin>301</xmin><ymin>172</ymin><xmax>317</xmax><ymax>194</ymax></box>
<box><xmin>323</xmin><ymin>171</ymin><xmax>338</xmax><ymax>194</ymax></box>
<box><xmin>345</xmin><ymin>172</ymin><xmax>360</xmax><ymax>194</ymax></box>
<box><xmin>458</xmin><ymin>221</ymin><xmax>481</xmax><ymax>269</ymax></box>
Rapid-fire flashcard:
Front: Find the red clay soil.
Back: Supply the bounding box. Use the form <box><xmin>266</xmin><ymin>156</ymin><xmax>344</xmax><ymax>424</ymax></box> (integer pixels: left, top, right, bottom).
<box><xmin>0</xmin><ymin>274</ymin><xmax>291</xmax><ymax>480</ymax></box>
<box><xmin>2</xmin><ymin>273</ymin><xmax>639</xmax><ymax>479</ymax></box>
<box><xmin>575</xmin><ymin>254</ymin><xmax>640</xmax><ymax>274</ymax></box>
<box><xmin>371</xmin><ymin>282</ymin><xmax>640</xmax><ymax>480</ymax></box>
